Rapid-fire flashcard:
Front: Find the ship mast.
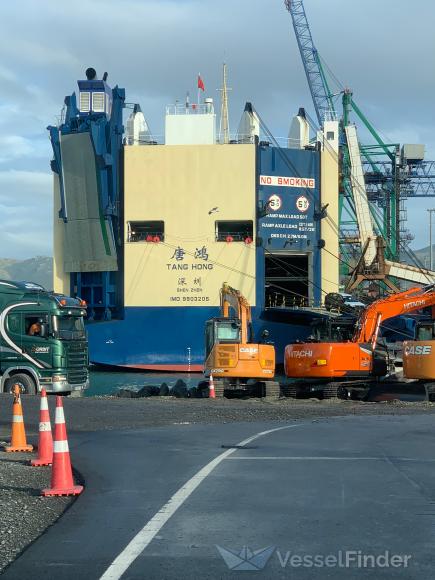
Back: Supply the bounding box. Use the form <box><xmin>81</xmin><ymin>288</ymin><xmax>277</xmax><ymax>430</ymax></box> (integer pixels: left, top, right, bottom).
<box><xmin>218</xmin><ymin>63</ymin><xmax>231</xmax><ymax>144</ymax></box>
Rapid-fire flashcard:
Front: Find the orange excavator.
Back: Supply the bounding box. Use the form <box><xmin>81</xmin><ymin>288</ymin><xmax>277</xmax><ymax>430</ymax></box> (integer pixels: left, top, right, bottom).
<box><xmin>203</xmin><ymin>283</ymin><xmax>278</xmax><ymax>398</ymax></box>
<box><xmin>284</xmin><ymin>284</ymin><xmax>435</xmax><ymax>399</ymax></box>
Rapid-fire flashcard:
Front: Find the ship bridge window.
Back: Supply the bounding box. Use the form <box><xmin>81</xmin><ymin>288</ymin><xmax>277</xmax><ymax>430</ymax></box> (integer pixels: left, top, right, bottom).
<box><xmin>92</xmin><ymin>92</ymin><xmax>105</xmax><ymax>112</ymax></box>
<box><xmin>79</xmin><ymin>92</ymin><xmax>91</xmax><ymax>113</ymax></box>
<box><xmin>216</xmin><ymin>220</ymin><xmax>253</xmax><ymax>242</ymax></box>
<box><xmin>128</xmin><ymin>221</ymin><xmax>165</xmax><ymax>242</ymax></box>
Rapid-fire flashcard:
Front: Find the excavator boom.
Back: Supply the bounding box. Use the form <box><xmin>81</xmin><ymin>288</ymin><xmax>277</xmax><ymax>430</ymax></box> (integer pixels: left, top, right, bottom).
<box><xmin>355</xmin><ymin>284</ymin><xmax>435</xmax><ymax>345</ymax></box>
<box><xmin>220</xmin><ymin>283</ymin><xmax>252</xmax><ymax>343</ymax></box>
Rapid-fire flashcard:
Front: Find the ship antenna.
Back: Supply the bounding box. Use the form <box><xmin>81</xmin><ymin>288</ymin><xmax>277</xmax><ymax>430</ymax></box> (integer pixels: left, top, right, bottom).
<box><xmin>218</xmin><ymin>63</ymin><xmax>231</xmax><ymax>144</ymax></box>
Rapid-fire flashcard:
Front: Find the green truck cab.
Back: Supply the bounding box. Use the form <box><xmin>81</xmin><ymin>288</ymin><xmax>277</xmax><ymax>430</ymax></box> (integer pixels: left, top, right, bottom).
<box><xmin>0</xmin><ymin>280</ymin><xmax>89</xmax><ymax>394</ymax></box>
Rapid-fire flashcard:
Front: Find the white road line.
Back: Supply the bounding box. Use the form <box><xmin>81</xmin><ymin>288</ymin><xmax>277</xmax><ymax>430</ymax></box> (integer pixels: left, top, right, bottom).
<box><xmin>226</xmin><ymin>456</ymin><xmax>382</xmax><ymax>460</ymax></box>
<box><xmin>226</xmin><ymin>456</ymin><xmax>435</xmax><ymax>462</ymax></box>
<box><xmin>99</xmin><ymin>424</ymin><xmax>302</xmax><ymax>580</ymax></box>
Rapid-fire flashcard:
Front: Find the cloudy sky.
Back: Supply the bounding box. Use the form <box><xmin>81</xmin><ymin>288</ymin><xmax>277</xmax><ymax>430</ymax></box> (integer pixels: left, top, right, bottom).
<box><xmin>0</xmin><ymin>0</ymin><xmax>434</xmax><ymax>259</ymax></box>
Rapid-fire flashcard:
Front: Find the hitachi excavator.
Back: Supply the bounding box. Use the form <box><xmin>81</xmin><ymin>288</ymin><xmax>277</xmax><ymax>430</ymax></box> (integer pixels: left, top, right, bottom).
<box><xmin>203</xmin><ymin>283</ymin><xmax>279</xmax><ymax>398</ymax></box>
<box><xmin>403</xmin><ymin>315</ymin><xmax>435</xmax><ymax>400</ymax></box>
<box><xmin>284</xmin><ymin>284</ymin><xmax>435</xmax><ymax>399</ymax></box>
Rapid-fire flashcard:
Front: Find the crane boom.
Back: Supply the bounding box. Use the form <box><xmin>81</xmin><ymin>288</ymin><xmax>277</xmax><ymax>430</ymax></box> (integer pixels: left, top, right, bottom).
<box><xmin>345</xmin><ymin>124</ymin><xmax>377</xmax><ymax>265</ymax></box>
<box><xmin>284</xmin><ymin>0</ymin><xmax>337</xmax><ymax>125</ymax></box>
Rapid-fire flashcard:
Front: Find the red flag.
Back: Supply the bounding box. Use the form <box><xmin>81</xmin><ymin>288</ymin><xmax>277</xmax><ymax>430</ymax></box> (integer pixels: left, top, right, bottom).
<box><xmin>197</xmin><ymin>74</ymin><xmax>205</xmax><ymax>92</ymax></box>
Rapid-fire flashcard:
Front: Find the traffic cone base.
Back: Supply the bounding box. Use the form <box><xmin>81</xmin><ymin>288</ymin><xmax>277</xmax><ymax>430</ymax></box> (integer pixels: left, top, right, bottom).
<box><xmin>41</xmin><ymin>485</ymin><xmax>83</xmax><ymax>497</ymax></box>
<box><xmin>30</xmin><ymin>389</ymin><xmax>53</xmax><ymax>467</ymax></box>
<box><xmin>31</xmin><ymin>457</ymin><xmax>52</xmax><ymax>467</ymax></box>
<box><xmin>4</xmin><ymin>443</ymin><xmax>33</xmax><ymax>453</ymax></box>
<box><xmin>5</xmin><ymin>386</ymin><xmax>34</xmax><ymax>453</ymax></box>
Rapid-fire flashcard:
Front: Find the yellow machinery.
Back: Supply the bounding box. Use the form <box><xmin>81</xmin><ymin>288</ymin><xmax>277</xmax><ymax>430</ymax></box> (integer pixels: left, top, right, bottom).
<box><xmin>204</xmin><ymin>283</ymin><xmax>278</xmax><ymax>398</ymax></box>
<box><xmin>403</xmin><ymin>316</ymin><xmax>435</xmax><ymax>400</ymax></box>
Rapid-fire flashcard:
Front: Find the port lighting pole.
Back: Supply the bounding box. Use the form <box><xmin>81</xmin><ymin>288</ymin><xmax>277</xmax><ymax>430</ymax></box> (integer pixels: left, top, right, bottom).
<box><xmin>428</xmin><ymin>209</ymin><xmax>435</xmax><ymax>270</ymax></box>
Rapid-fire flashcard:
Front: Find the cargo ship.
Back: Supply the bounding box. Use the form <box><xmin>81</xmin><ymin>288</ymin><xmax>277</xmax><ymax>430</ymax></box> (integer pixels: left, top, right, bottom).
<box><xmin>50</xmin><ymin>68</ymin><xmax>340</xmax><ymax>370</ymax></box>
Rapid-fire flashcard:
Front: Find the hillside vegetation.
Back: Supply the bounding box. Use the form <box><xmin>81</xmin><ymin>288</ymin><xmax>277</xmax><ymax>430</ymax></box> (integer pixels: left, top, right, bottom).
<box><xmin>0</xmin><ymin>257</ymin><xmax>53</xmax><ymax>290</ymax></box>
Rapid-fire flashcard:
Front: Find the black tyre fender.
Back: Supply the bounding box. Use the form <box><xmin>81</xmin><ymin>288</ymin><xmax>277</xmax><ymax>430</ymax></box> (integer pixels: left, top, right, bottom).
<box><xmin>4</xmin><ymin>373</ymin><xmax>37</xmax><ymax>395</ymax></box>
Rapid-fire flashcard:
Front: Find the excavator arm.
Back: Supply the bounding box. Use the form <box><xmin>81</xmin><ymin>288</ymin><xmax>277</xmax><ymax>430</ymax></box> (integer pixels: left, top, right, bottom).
<box><xmin>220</xmin><ymin>283</ymin><xmax>251</xmax><ymax>344</ymax></box>
<box><xmin>355</xmin><ymin>284</ymin><xmax>435</xmax><ymax>345</ymax></box>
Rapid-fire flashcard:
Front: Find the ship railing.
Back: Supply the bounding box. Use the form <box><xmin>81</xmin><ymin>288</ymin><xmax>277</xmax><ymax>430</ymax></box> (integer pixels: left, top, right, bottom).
<box><xmin>266</xmin><ymin>296</ymin><xmax>323</xmax><ymax>309</ymax></box>
<box><xmin>122</xmin><ymin>135</ymin><xmax>291</xmax><ymax>147</ymax></box>
<box><xmin>166</xmin><ymin>103</ymin><xmax>214</xmax><ymax>115</ymax></box>
<box><xmin>123</xmin><ymin>135</ymin><xmax>164</xmax><ymax>146</ymax></box>
<box><xmin>127</xmin><ymin>231</ymin><xmax>165</xmax><ymax>242</ymax></box>
<box><xmin>217</xmin><ymin>135</ymin><xmax>293</xmax><ymax>147</ymax></box>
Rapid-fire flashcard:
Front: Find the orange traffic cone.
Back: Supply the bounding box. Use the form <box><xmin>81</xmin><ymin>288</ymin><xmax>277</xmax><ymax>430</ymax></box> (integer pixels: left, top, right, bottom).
<box><xmin>4</xmin><ymin>385</ymin><xmax>33</xmax><ymax>453</ymax></box>
<box><xmin>30</xmin><ymin>389</ymin><xmax>53</xmax><ymax>467</ymax></box>
<box><xmin>209</xmin><ymin>374</ymin><xmax>216</xmax><ymax>399</ymax></box>
<box><xmin>41</xmin><ymin>396</ymin><xmax>83</xmax><ymax>497</ymax></box>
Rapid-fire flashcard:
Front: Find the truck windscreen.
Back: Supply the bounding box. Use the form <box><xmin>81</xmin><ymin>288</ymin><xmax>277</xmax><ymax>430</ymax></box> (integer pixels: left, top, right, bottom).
<box><xmin>54</xmin><ymin>316</ymin><xmax>86</xmax><ymax>340</ymax></box>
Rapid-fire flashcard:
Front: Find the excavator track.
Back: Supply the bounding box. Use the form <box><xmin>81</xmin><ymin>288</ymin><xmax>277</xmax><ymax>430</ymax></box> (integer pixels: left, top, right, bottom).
<box><xmin>281</xmin><ymin>384</ymin><xmax>297</xmax><ymax>398</ymax></box>
<box><xmin>263</xmin><ymin>381</ymin><xmax>280</xmax><ymax>399</ymax></box>
<box><xmin>424</xmin><ymin>383</ymin><xmax>435</xmax><ymax>403</ymax></box>
<box><xmin>322</xmin><ymin>382</ymin><xmax>342</xmax><ymax>399</ymax></box>
<box><xmin>212</xmin><ymin>379</ymin><xmax>225</xmax><ymax>398</ymax></box>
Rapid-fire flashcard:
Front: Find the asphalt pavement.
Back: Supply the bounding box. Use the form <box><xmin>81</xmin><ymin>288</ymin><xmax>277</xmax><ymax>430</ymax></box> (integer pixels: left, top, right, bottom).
<box><xmin>3</xmin><ymin>414</ymin><xmax>435</xmax><ymax>579</ymax></box>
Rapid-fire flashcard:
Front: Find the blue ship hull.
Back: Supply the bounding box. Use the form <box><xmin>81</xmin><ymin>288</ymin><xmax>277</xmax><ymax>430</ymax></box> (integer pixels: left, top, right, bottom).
<box><xmin>87</xmin><ymin>306</ymin><xmax>325</xmax><ymax>371</ymax></box>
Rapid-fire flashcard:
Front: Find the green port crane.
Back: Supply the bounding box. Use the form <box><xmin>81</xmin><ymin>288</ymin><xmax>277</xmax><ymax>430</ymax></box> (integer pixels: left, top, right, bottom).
<box><xmin>284</xmin><ymin>0</ymin><xmax>435</xmax><ymax>291</ymax></box>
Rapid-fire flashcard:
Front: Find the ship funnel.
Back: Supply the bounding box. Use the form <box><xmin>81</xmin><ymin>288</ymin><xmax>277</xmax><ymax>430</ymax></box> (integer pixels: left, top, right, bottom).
<box><xmin>85</xmin><ymin>67</ymin><xmax>97</xmax><ymax>80</ymax></box>
<box><xmin>126</xmin><ymin>105</ymin><xmax>153</xmax><ymax>145</ymax></box>
<box><xmin>237</xmin><ymin>102</ymin><xmax>260</xmax><ymax>144</ymax></box>
<box><xmin>288</xmin><ymin>108</ymin><xmax>309</xmax><ymax>149</ymax></box>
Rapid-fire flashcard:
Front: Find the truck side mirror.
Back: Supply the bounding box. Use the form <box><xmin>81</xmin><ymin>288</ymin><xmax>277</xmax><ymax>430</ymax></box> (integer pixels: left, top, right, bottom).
<box><xmin>39</xmin><ymin>324</ymin><xmax>48</xmax><ymax>339</ymax></box>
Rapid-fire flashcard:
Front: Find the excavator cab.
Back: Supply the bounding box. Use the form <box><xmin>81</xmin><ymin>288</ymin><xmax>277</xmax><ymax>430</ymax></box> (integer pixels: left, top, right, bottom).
<box><xmin>415</xmin><ymin>320</ymin><xmax>435</xmax><ymax>341</ymax></box>
<box><xmin>204</xmin><ymin>317</ymin><xmax>241</xmax><ymax>359</ymax></box>
<box><xmin>308</xmin><ymin>317</ymin><xmax>356</xmax><ymax>343</ymax></box>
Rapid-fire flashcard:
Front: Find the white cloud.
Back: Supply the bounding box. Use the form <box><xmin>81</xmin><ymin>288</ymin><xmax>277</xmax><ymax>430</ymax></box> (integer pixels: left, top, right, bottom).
<box><xmin>0</xmin><ymin>135</ymin><xmax>50</xmax><ymax>163</ymax></box>
<box><xmin>0</xmin><ymin>0</ymin><xmax>433</xmax><ymax>258</ymax></box>
<box><xmin>0</xmin><ymin>169</ymin><xmax>51</xmax><ymax>195</ymax></box>
<box><xmin>0</xmin><ymin>170</ymin><xmax>52</xmax><ymax>258</ymax></box>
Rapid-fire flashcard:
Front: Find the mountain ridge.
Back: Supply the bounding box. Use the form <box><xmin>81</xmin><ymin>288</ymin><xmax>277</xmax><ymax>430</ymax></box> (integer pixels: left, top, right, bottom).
<box><xmin>0</xmin><ymin>256</ymin><xmax>53</xmax><ymax>290</ymax></box>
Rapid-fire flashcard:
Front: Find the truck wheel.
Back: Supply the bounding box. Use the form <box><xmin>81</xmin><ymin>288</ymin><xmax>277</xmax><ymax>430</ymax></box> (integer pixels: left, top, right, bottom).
<box><xmin>4</xmin><ymin>374</ymin><xmax>37</xmax><ymax>395</ymax></box>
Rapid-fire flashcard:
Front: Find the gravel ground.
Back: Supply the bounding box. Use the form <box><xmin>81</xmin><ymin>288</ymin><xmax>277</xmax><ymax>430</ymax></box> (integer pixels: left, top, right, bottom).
<box><xmin>2</xmin><ymin>393</ymin><xmax>435</xmax><ymax>574</ymax></box>
<box><xmin>0</xmin><ymin>449</ymin><xmax>73</xmax><ymax>574</ymax></box>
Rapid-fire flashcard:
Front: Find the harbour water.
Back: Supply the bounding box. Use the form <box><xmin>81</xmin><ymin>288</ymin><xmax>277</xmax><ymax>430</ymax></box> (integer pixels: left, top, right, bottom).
<box><xmin>87</xmin><ymin>369</ymin><xmax>426</xmax><ymax>402</ymax></box>
<box><xmin>87</xmin><ymin>369</ymin><xmax>202</xmax><ymax>397</ymax></box>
